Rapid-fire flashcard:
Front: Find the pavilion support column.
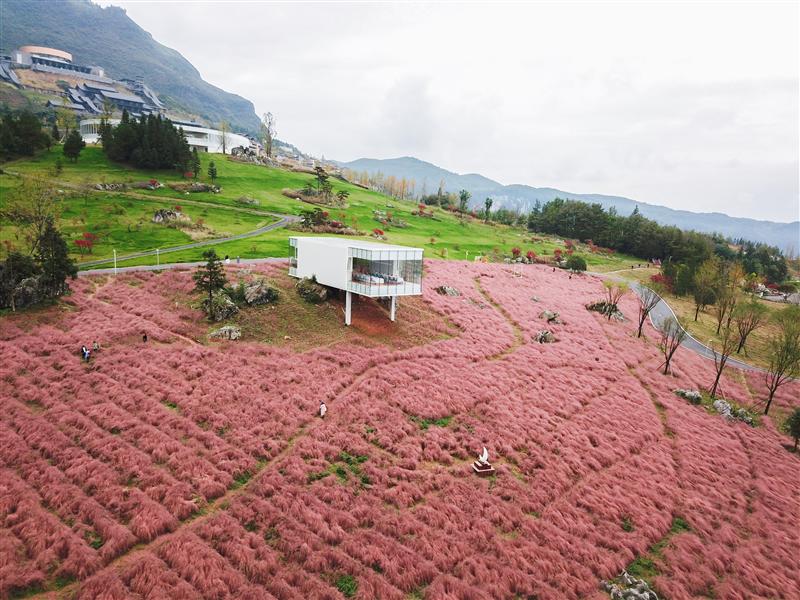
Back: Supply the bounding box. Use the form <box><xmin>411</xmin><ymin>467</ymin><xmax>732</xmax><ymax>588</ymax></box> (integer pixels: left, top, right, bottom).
<box><xmin>345</xmin><ymin>291</ymin><xmax>352</xmax><ymax>326</ymax></box>
<box><xmin>390</xmin><ymin>295</ymin><xmax>397</xmax><ymax>322</ymax></box>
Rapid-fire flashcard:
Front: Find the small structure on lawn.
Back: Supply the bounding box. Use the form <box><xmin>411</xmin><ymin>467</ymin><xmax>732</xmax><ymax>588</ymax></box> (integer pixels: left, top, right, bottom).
<box><xmin>288</xmin><ymin>236</ymin><xmax>423</xmax><ymax>325</ymax></box>
<box><xmin>473</xmin><ymin>447</ymin><xmax>495</xmax><ymax>476</ymax></box>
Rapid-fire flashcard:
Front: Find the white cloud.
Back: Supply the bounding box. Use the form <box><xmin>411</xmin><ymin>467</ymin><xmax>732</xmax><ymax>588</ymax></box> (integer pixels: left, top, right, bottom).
<box><xmin>96</xmin><ymin>1</ymin><xmax>798</xmax><ymax>222</ymax></box>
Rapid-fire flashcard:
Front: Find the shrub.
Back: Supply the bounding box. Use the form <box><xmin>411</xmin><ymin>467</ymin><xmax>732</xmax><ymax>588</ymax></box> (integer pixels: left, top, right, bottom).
<box><xmin>565</xmin><ymin>255</ymin><xmax>587</xmax><ymax>271</ymax></box>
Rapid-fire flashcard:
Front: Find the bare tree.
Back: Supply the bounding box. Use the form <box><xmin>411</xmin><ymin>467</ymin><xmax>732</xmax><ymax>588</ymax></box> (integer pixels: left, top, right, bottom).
<box><xmin>708</xmin><ymin>322</ymin><xmax>737</xmax><ymax>398</ymax></box>
<box><xmin>713</xmin><ymin>262</ymin><xmax>744</xmax><ymax>334</ymax></box>
<box><xmin>732</xmin><ymin>297</ymin><xmax>768</xmax><ymax>354</ymax></box>
<box><xmin>660</xmin><ymin>319</ymin><xmax>687</xmax><ymax>375</ymax></box>
<box><xmin>636</xmin><ymin>284</ymin><xmax>663</xmax><ymax>338</ymax></box>
<box><xmin>219</xmin><ymin>120</ymin><xmax>230</xmax><ymax>155</ymax></box>
<box><xmin>260</xmin><ymin>112</ymin><xmax>276</xmax><ymax>158</ymax></box>
<box><xmin>763</xmin><ymin>306</ymin><xmax>800</xmax><ymax>415</ymax></box>
<box><xmin>603</xmin><ymin>280</ymin><xmax>628</xmax><ymax>320</ymax></box>
<box><xmin>0</xmin><ymin>177</ymin><xmax>63</xmax><ymax>256</ymax></box>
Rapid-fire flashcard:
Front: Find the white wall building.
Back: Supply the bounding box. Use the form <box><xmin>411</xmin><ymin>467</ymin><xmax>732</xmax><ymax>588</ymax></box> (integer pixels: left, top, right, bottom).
<box><xmin>79</xmin><ymin>118</ymin><xmax>254</xmax><ymax>154</ymax></box>
<box><xmin>288</xmin><ymin>237</ymin><xmax>424</xmax><ymax>325</ymax></box>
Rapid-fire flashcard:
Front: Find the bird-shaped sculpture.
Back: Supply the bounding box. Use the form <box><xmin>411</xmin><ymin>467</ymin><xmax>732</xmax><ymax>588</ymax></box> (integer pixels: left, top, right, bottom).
<box><xmin>478</xmin><ymin>447</ymin><xmax>489</xmax><ymax>465</ymax></box>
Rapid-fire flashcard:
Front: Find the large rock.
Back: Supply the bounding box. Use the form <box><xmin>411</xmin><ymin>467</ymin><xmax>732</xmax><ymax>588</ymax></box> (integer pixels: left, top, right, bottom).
<box><xmin>209</xmin><ymin>325</ymin><xmax>241</xmax><ymax>340</ymax></box>
<box><xmin>535</xmin><ymin>330</ymin><xmax>556</xmax><ymax>343</ymax></box>
<box><xmin>674</xmin><ymin>388</ymin><xmax>702</xmax><ymax>404</ymax></box>
<box><xmin>539</xmin><ymin>309</ymin><xmax>562</xmax><ymax>324</ymax></box>
<box><xmin>713</xmin><ymin>398</ymin><xmax>733</xmax><ymax>420</ymax></box>
<box><xmin>202</xmin><ymin>290</ymin><xmax>239</xmax><ymax>322</ymax></box>
<box><xmin>152</xmin><ymin>209</ymin><xmax>187</xmax><ymax>224</ymax></box>
<box><xmin>435</xmin><ymin>285</ymin><xmax>461</xmax><ymax>297</ymax></box>
<box><xmin>296</xmin><ymin>277</ymin><xmax>327</xmax><ymax>304</ymax></box>
<box><xmin>11</xmin><ymin>276</ymin><xmax>46</xmax><ymax>310</ymax></box>
<box><xmin>244</xmin><ymin>279</ymin><xmax>278</xmax><ymax>305</ymax></box>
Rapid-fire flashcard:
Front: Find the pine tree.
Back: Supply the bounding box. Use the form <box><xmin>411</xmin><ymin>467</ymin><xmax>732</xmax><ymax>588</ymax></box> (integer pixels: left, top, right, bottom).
<box><xmin>207</xmin><ymin>160</ymin><xmax>218</xmax><ymax>183</ymax></box>
<box><xmin>63</xmin><ymin>129</ymin><xmax>85</xmax><ymax>162</ymax></box>
<box><xmin>193</xmin><ymin>249</ymin><xmax>227</xmax><ymax>310</ymax></box>
<box><xmin>35</xmin><ymin>217</ymin><xmax>77</xmax><ymax>298</ymax></box>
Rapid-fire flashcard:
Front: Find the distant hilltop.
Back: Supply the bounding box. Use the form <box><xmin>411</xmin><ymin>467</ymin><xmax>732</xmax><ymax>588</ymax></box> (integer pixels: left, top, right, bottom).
<box><xmin>0</xmin><ymin>0</ymin><xmax>261</xmax><ymax>135</ymax></box>
<box><xmin>338</xmin><ymin>156</ymin><xmax>799</xmax><ymax>253</ymax></box>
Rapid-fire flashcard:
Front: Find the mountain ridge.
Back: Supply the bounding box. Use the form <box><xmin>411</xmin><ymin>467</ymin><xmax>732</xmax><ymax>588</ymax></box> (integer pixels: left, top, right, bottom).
<box><xmin>0</xmin><ymin>0</ymin><xmax>261</xmax><ymax>135</ymax></box>
<box><xmin>338</xmin><ymin>156</ymin><xmax>799</xmax><ymax>252</ymax></box>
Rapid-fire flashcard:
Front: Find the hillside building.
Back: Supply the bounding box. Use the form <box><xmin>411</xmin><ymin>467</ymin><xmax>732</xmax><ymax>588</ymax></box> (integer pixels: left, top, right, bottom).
<box><xmin>79</xmin><ymin>117</ymin><xmax>255</xmax><ymax>154</ymax></box>
<box><xmin>288</xmin><ymin>237</ymin><xmax>423</xmax><ymax>325</ymax></box>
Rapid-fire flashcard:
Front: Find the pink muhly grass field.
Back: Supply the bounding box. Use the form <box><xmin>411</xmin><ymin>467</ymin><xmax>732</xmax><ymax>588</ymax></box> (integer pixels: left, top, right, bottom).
<box><xmin>0</xmin><ymin>261</ymin><xmax>797</xmax><ymax>599</ymax></box>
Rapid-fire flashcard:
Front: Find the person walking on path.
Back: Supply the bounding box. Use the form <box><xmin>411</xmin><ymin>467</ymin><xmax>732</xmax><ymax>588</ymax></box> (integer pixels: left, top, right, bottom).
<box><xmin>142</xmin><ymin>332</ymin><xmax>148</xmax><ymax>343</ymax></box>
<box><xmin>319</xmin><ymin>401</ymin><xmax>327</xmax><ymax>418</ymax></box>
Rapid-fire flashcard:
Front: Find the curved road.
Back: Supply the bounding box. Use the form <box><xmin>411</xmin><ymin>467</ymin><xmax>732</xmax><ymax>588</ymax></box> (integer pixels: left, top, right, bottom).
<box><xmin>591</xmin><ymin>270</ymin><xmax>765</xmax><ymax>373</ymax></box>
<box><xmin>77</xmin><ymin>213</ymin><xmax>300</xmax><ymax>269</ymax></box>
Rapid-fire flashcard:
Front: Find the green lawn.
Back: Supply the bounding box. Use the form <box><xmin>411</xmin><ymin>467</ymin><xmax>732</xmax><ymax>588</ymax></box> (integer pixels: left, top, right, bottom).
<box><xmin>2</xmin><ymin>146</ymin><xmax>642</xmax><ymax>271</ymax></box>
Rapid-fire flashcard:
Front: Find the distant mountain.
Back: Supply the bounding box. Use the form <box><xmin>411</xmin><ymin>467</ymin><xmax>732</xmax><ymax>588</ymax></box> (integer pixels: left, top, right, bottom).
<box><xmin>0</xmin><ymin>0</ymin><xmax>261</xmax><ymax>135</ymax></box>
<box><xmin>338</xmin><ymin>156</ymin><xmax>799</xmax><ymax>252</ymax></box>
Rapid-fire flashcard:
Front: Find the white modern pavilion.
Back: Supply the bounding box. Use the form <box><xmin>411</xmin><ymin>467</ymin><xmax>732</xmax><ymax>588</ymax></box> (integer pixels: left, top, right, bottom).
<box><xmin>288</xmin><ymin>237</ymin><xmax>423</xmax><ymax>325</ymax></box>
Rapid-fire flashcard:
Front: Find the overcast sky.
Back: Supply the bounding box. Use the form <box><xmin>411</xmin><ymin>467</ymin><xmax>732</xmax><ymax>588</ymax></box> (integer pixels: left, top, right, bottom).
<box><xmin>97</xmin><ymin>1</ymin><xmax>798</xmax><ymax>223</ymax></box>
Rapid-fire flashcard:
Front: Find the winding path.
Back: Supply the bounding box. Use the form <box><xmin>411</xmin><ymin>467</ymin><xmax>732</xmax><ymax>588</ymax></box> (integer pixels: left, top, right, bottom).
<box><xmin>590</xmin><ymin>270</ymin><xmax>764</xmax><ymax>373</ymax></box>
<box><xmin>77</xmin><ymin>213</ymin><xmax>300</xmax><ymax>269</ymax></box>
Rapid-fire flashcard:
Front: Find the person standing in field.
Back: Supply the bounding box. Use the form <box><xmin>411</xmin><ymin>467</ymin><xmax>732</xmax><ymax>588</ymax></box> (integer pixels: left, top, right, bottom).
<box><xmin>319</xmin><ymin>401</ymin><xmax>327</xmax><ymax>418</ymax></box>
<box><xmin>142</xmin><ymin>332</ymin><xmax>148</xmax><ymax>343</ymax></box>
<box><xmin>92</xmin><ymin>340</ymin><xmax>100</xmax><ymax>353</ymax></box>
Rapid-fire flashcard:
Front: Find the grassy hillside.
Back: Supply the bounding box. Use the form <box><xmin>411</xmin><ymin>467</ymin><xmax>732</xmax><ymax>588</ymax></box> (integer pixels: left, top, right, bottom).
<box><xmin>2</xmin><ymin>146</ymin><xmax>642</xmax><ymax>270</ymax></box>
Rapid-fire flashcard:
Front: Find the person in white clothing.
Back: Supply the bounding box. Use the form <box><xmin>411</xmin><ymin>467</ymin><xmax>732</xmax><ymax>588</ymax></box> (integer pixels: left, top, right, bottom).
<box><xmin>319</xmin><ymin>401</ymin><xmax>327</xmax><ymax>418</ymax></box>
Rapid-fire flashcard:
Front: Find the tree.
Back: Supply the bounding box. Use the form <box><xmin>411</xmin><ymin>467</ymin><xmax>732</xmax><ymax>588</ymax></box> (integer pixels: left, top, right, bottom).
<box><xmin>336</xmin><ymin>190</ymin><xmax>350</xmax><ymax>204</ymax></box>
<box><xmin>732</xmin><ymin>297</ymin><xmax>767</xmax><ymax>353</ymax></box>
<box><xmin>636</xmin><ymin>284</ymin><xmax>664</xmax><ymax>338</ymax></box>
<box><xmin>191</xmin><ymin>148</ymin><xmax>201</xmax><ymax>181</ymax></box>
<box><xmin>458</xmin><ymin>189</ymin><xmax>471</xmax><ymax>220</ymax></box>
<box><xmin>692</xmin><ymin>257</ymin><xmax>719</xmax><ymax>320</ymax></box>
<box><xmin>35</xmin><ymin>217</ymin><xmax>77</xmax><ymax>298</ymax></box>
<box><xmin>260</xmin><ymin>112</ymin><xmax>276</xmax><ymax>157</ymax></box>
<box><xmin>207</xmin><ymin>160</ymin><xmax>218</xmax><ymax>183</ymax></box>
<box><xmin>659</xmin><ymin>319</ymin><xmax>687</xmax><ymax>375</ymax></box>
<box><xmin>0</xmin><ymin>252</ymin><xmax>40</xmax><ymax>311</ymax></box>
<box><xmin>763</xmin><ymin>306</ymin><xmax>800</xmax><ymax>415</ymax></box>
<box><xmin>51</xmin><ymin>122</ymin><xmax>60</xmax><ymax>143</ymax></box>
<box><xmin>484</xmin><ymin>197</ymin><xmax>493</xmax><ymax>223</ymax></box>
<box><xmin>0</xmin><ymin>177</ymin><xmax>63</xmax><ymax>256</ymax></box>
<box><xmin>62</xmin><ymin>129</ymin><xmax>85</xmax><ymax>162</ymax></box>
<box><xmin>0</xmin><ymin>111</ymin><xmax>51</xmax><ymax>158</ymax></box>
<box><xmin>785</xmin><ymin>408</ymin><xmax>800</xmax><ymax>450</ymax></box>
<box><xmin>219</xmin><ymin>120</ymin><xmax>230</xmax><ymax>154</ymax></box>
<box><xmin>708</xmin><ymin>322</ymin><xmax>737</xmax><ymax>398</ymax></box>
<box><xmin>602</xmin><ymin>280</ymin><xmax>628</xmax><ymax>320</ymax></box>
<box><xmin>55</xmin><ymin>107</ymin><xmax>76</xmax><ymax>138</ymax></box>
<box><xmin>193</xmin><ymin>249</ymin><xmax>227</xmax><ymax>311</ymax></box>
<box><xmin>712</xmin><ymin>262</ymin><xmax>744</xmax><ymax>334</ymax></box>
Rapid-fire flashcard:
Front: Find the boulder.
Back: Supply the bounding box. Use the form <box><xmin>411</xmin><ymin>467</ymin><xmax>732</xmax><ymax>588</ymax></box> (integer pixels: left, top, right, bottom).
<box><xmin>152</xmin><ymin>209</ymin><xmax>187</xmax><ymax>224</ymax></box>
<box><xmin>674</xmin><ymin>388</ymin><xmax>702</xmax><ymax>404</ymax></box>
<box><xmin>435</xmin><ymin>285</ymin><xmax>461</xmax><ymax>297</ymax></box>
<box><xmin>296</xmin><ymin>277</ymin><xmax>327</xmax><ymax>304</ymax></box>
<box><xmin>11</xmin><ymin>276</ymin><xmax>46</xmax><ymax>310</ymax></box>
<box><xmin>202</xmin><ymin>290</ymin><xmax>239</xmax><ymax>322</ymax></box>
<box><xmin>713</xmin><ymin>398</ymin><xmax>734</xmax><ymax>420</ymax></box>
<box><xmin>244</xmin><ymin>279</ymin><xmax>279</xmax><ymax>305</ymax></box>
<box><xmin>535</xmin><ymin>330</ymin><xmax>556</xmax><ymax>343</ymax></box>
<box><xmin>538</xmin><ymin>309</ymin><xmax>562</xmax><ymax>324</ymax></box>
<box><xmin>209</xmin><ymin>325</ymin><xmax>241</xmax><ymax>340</ymax></box>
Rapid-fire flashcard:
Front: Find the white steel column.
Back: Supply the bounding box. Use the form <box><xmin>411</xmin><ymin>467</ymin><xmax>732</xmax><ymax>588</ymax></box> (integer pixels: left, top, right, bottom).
<box><xmin>345</xmin><ymin>291</ymin><xmax>352</xmax><ymax>326</ymax></box>
<box><xmin>390</xmin><ymin>296</ymin><xmax>396</xmax><ymax>322</ymax></box>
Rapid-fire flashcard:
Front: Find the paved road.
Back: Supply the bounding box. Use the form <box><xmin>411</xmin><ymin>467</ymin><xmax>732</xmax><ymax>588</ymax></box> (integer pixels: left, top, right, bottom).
<box><xmin>589</xmin><ymin>271</ymin><xmax>765</xmax><ymax>373</ymax></box>
<box><xmin>77</xmin><ymin>214</ymin><xmax>301</xmax><ymax>269</ymax></box>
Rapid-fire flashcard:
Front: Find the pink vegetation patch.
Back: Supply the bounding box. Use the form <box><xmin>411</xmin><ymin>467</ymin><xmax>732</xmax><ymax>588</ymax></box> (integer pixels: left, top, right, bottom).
<box><xmin>0</xmin><ymin>262</ymin><xmax>797</xmax><ymax>599</ymax></box>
